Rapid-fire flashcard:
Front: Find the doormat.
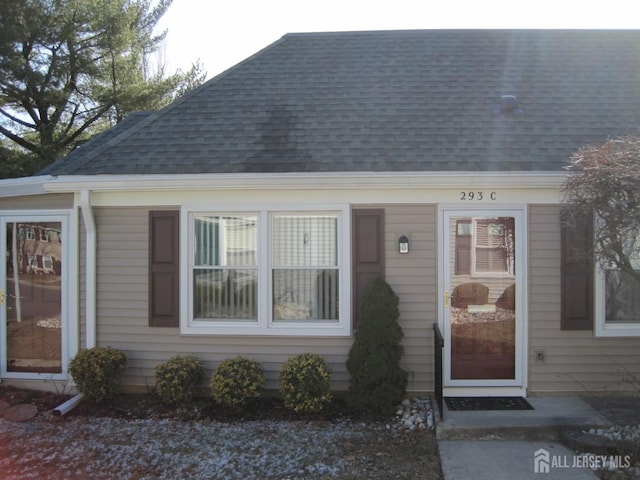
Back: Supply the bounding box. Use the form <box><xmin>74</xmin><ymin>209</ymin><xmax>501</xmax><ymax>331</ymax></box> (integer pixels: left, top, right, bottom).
<box><xmin>445</xmin><ymin>396</ymin><xmax>534</xmax><ymax>411</ymax></box>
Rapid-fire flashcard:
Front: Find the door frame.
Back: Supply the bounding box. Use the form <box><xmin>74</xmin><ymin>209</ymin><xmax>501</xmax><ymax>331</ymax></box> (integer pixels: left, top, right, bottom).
<box><xmin>0</xmin><ymin>210</ymin><xmax>78</xmax><ymax>380</ymax></box>
<box><xmin>438</xmin><ymin>205</ymin><xmax>528</xmax><ymax>396</ymax></box>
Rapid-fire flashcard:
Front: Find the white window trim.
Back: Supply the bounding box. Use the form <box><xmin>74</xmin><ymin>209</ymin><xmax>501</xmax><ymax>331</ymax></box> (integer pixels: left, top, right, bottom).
<box><xmin>0</xmin><ymin>210</ymin><xmax>77</xmax><ymax>380</ymax></box>
<box><xmin>595</xmin><ymin>266</ymin><xmax>640</xmax><ymax>337</ymax></box>
<box><xmin>180</xmin><ymin>204</ymin><xmax>351</xmax><ymax>336</ymax></box>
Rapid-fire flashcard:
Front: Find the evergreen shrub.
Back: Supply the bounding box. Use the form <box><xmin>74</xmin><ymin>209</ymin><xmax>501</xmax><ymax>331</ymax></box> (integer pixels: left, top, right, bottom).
<box><xmin>346</xmin><ymin>277</ymin><xmax>408</xmax><ymax>414</ymax></box>
<box><xmin>68</xmin><ymin>347</ymin><xmax>127</xmax><ymax>403</ymax></box>
<box><xmin>210</xmin><ymin>356</ymin><xmax>265</xmax><ymax>408</ymax></box>
<box><xmin>279</xmin><ymin>353</ymin><xmax>332</xmax><ymax>413</ymax></box>
<box><xmin>155</xmin><ymin>355</ymin><xmax>204</xmax><ymax>407</ymax></box>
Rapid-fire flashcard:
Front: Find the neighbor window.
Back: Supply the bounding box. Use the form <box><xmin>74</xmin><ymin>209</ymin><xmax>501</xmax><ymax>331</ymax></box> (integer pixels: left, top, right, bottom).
<box><xmin>596</xmin><ymin>231</ymin><xmax>640</xmax><ymax>336</ymax></box>
<box><xmin>184</xmin><ymin>206</ymin><xmax>350</xmax><ymax>336</ymax></box>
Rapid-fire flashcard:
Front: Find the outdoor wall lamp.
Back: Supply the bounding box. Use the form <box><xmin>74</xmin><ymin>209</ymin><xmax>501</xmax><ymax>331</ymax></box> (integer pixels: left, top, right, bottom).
<box><xmin>398</xmin><ymin>235</ymin><xmax>409</xmax><ymax>254</ymax></box>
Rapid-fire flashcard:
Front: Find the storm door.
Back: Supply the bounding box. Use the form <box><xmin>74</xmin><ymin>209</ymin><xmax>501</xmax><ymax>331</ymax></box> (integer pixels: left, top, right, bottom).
<box><xmin>1</xmin><ymin>215</ymin><xmax>68</xmax><ymax>377</ymax></box>
<box><xmin>441</xmin><ymin>208</ymin><xmax>525</xmax><ymax>391</ymax></box>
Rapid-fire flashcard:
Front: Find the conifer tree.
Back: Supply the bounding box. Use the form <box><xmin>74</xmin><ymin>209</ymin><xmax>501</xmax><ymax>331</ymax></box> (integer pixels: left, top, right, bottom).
<box><xmin>0</xmin><ymin>0</ymin><xmax>205</xmax><ymax>173</ymax></box>
<box><xmin>346</xmin><ymin>277</ymin><xmax>408</xmax><ymax>414</ymax></box>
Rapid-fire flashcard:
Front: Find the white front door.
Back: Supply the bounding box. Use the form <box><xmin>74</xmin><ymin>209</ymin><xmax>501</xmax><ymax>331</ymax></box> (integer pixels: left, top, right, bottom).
<box><xmin>440</xmin><ymin>207</ymin><xmax>527</xmax><ymax>395</ymax></box>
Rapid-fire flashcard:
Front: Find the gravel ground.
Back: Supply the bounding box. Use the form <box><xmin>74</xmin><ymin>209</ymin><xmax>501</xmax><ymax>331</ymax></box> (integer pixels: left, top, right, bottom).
<box><xmin>580</xmin><ymin>426</ymin><xmax>640</xmax><ymax>479</ymax></box>
<box><xmin>0</xmin><ymin>390</ymin><xmax>442</xmax><ymax>480</ymax></box>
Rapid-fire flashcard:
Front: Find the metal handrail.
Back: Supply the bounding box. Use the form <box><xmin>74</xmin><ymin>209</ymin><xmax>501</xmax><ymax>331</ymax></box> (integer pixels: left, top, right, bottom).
<box><xmin>433</xmin><ymin>323</ymin><xmax>444</xmax><ymax>420</ymax></box>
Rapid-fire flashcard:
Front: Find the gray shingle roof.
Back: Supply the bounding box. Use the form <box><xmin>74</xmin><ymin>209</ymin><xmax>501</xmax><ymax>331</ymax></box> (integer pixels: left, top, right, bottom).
<box><xmin>40</xmin><ymin>29</ymin><xmax>640</xmax><ymax>176</ymax></box>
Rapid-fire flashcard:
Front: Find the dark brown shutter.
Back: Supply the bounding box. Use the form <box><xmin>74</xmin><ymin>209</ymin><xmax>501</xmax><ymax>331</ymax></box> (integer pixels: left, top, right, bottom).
<box><xmin>149</xmin><ymin>210</ymin><xmax>180</xmax><ymax>327</ymax></box>
<box><xmin>561</xmin><ymin>209</ymin><xmax>593</xmax><ymax>330</ymax></box>
<box><xmin>352</xmin><ymin>209</ymin><xmax>385</xmax><ymax>329</ymax></box>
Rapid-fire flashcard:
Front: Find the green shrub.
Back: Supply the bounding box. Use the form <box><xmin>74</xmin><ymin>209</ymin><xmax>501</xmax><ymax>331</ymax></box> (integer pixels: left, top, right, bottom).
<box><xmin>155</xmin><ymin>355</ymin><xmax>204</xmax><ymax>407</ymax></box>
<box><xmin>210</xmin><ymin>356</ymin><xmax>265</xmax><ymax>408</ymax></box>
<box><xmin>346</xmin><ymin>277</ymin><xmax>408</xmax><ymax>414</ymax></box>
<box><xmin>68</xmin><ymin>347</ymin><xmax>127</xmax><ymax>403</ymax></box>
<box><xmin>279</xmin><ymin>353</ymin><xmax>332</xmax><ymax>413</ymax></box>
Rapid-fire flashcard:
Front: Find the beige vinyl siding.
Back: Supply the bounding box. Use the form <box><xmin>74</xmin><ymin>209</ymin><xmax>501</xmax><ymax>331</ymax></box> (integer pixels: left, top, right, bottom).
<box><xmin>384</xmin><ymin>205</ymin><xmax>437</xmax><ymax>394</ymax></box>
<box><xmin>93</xmin><ymin>207</ymin><xmax>353</xmax><ymax>391</ymax></box>
<box><xmin>529</xmin><ymin>205</ymin><xmax>640</xmax><ymax>393</ymax></box>
<box><xmin>0</xmin><ymin>193</ymin><xmax>73</xmax><ymax>210</ymax></box>
<box><xmin>92</xmin><ymin>205</ymin><xmax>437</xmax><ymax>394</ymax></box>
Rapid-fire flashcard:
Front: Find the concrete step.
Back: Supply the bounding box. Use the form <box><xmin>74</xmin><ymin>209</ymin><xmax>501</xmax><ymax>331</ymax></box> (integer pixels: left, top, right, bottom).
<box><xmin>435</xmin><ymin>396</ymin><xmax>612</xmax><ymax>441</ymax></box>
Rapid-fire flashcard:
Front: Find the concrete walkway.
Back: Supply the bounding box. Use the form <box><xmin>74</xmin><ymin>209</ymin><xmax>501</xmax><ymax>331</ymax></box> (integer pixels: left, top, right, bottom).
<box><xmin>438</xmin><ymin>440</ymin><xmax>599</xmax><ymax>479</ymax></box>
<box><xmin>436</xmin><ymin>397</ymin><xmax>613</xmax><ymax>480</ymax></box>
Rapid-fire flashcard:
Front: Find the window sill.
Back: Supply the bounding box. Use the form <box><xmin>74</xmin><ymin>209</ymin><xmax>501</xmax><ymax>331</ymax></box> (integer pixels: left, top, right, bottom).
<box><xmin>595</xmin><ymin>322</ymin><xmax>640</xmax><ymax>337</ymax></box>
<box><xmin>180</xmin><ymin>320</ymin><xmax>351</xmax><ymax>337</ymax></box>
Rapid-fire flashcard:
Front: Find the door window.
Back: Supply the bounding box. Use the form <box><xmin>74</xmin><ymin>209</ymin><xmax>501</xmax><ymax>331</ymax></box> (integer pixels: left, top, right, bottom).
<box><xmin>448</xmin><ymin>215</ymin><xmax>517</xmax><ymax>381</ymax></box>
<box><xmin>3</xmin><ymin>221</ymin><xmax>63</xmax><ymax>374</ymax></box>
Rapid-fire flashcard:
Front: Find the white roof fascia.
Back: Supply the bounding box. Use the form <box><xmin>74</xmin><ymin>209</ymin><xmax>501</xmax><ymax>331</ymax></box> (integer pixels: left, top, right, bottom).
<box><xmin>41</xmin><ymin>171</ymin><xmax>569</xmax><ymax>193</ymax></box>
<box><xmin>0</xmin><ymin>175</ymin><xmax>54</xmax><ymax>198</ymax></box>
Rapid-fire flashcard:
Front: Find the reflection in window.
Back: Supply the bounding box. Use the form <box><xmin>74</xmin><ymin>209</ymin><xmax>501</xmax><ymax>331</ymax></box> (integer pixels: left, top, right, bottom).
<box><xmin>473</xmin><ymin>218</ymin><xmax>514</xmax><ymax>275</ymax></box>
<box><xmin>454</xmin><ymin>217</ymin><xmax>515</xmax><ymax>277</ymax></box>
<box><xmin>605</xmin><ymin>270</ymin><xmax>640</xmax><ymax>323</ymax></box>
<box><xmin>188</xmin><ymin>210</ymin><xmax>344</xmax><ymax>331</ymax></box>
<box><xmin>5</xmin><ymin>222</ymin><xmax>62</xmax><ymax>373</ymax></box>
<box><xmin>604</xmin><ymin>233</ymin><xmax>640</xmax><ymax>324</ymax></box>
<box><xmin>193</xmin><ymin>215</ymin><xmax>258</xmax><ymax>320</ymax></box>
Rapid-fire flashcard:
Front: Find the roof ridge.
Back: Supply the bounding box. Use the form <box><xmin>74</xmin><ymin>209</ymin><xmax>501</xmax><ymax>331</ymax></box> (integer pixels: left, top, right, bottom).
<box><xmin>284</xmin><ymin>28</ymin><xmax>639</xmax><ymax>36</ymax></box>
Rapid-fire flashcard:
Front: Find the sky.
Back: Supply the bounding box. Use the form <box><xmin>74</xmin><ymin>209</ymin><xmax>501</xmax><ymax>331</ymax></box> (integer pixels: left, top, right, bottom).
<box><xmin>156</xmin><ymin>0</ymin><xmax>639</xmax><ymax>80</ymax></box>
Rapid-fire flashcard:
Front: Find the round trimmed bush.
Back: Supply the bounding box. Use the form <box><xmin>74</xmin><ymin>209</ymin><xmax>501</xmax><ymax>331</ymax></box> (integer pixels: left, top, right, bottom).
<box><xmin>210</xmin><ymin>356</ymin><xmax>265</xmax><ymax>409</ymax></box>
<box><xmin>279</xmin><ymin>353</ymin><xmax>332</xmax><ymax>413</ymax></box>
<box><xmin>69</xmin><ymin>347</ymin><xmax>127</xmax><ymax>403</ymax></box>
<box><xmin>155</xmin><ymin>355</ymin><xmax>204</xmax><ymax>406</ymax></box>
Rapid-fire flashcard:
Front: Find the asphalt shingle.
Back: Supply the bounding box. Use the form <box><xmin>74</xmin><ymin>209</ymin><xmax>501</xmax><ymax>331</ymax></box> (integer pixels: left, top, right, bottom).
<box><xmin>40</xmin><ymin>30</ymin><xmax>640</xmax><ymax>176</ymax></box>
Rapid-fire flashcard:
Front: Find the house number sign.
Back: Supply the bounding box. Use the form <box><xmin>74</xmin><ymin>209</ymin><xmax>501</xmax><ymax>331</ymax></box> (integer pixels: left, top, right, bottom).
<box><xmin>459</xmin><ymin>191</ymin><xmax>497</xmax><ymax>201</ymax></box>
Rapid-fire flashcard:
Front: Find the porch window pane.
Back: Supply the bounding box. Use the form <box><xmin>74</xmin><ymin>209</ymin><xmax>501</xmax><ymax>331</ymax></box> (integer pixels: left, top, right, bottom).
<box><xmin>193</xmin><ymin>214</ymin><xmax>258</xmax><ymax>320</ymax></box>
<box><xmin>194</xmin><ymin>269</ymin><xmax>257</xmax><ymax>320</ymax></box>
<box><xmin>194</xmin><ymin>215</ymin><xmax>257</xmax><ymax>267</ymax></box>
<box><xmin>273</xmin><ymin>269</ymin><xmax>339</xmax><ymax>320</ymax></box>
<box><xmin>272</xmin><ymin>214</ymin><xmax>339</xmax><ymax>322</ymax></box>
<box><xmin>272</xmin><ymin>215</ymin><xmax>337</xmax><ymax>267</ymax></box>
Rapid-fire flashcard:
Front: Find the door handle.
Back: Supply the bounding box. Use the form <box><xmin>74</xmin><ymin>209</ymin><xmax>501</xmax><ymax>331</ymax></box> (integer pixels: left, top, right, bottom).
<box><xmin>0</xmin><ymin>289</ymin><xmax>4</xmax><ymax>305</ymax></box>
<box><xmin>444</xmin><ymin>290</ymin><xmax>450</xmax><ymax>307</ymax></box>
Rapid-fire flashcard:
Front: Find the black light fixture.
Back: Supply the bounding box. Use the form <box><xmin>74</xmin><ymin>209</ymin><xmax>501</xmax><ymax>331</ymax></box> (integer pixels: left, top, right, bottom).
<box><xmin>398</xmin><ymin>235</ymin><xmax>409</xmax><ymax>254</ymax></box>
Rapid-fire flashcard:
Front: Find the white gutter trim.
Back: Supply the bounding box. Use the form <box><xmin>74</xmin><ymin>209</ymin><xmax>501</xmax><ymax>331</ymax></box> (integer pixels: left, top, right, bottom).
<box><xmin>42</xmin><ymin>171</ymin><xmax>569</xmax><ymax>192</ymax></box>
<box><xmin>0</xmin><ymin>175</ymin><xmax>54</xmax><ymax>198</ymax></box>
<box><xmin>79</xmin><ymin>190</ymin><xmax>97</xmax><ymax>349</ymax></box>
